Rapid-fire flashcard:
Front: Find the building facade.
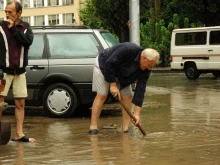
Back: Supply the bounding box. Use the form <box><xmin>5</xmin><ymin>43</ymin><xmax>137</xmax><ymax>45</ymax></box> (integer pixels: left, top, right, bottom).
<box><xmin>0</xmin><ymin>0</ymin><xmax>86</xmax><ymax>26</ymax></box>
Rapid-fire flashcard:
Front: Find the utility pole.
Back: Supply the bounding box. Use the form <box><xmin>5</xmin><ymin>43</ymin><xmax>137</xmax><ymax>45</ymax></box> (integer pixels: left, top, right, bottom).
<box><xmin>129</xmin><ymin>0</ymin><xmax>140</xmax><ymax>46</ymax></box>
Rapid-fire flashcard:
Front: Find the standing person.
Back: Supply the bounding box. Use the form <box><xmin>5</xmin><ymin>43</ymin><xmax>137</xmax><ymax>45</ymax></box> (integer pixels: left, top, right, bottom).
<box><xmin>0</xmin><ymin>1</ymin><xmax>35</xmax><ymax>142</ymax></box>
<box><xmin>89</xmin><ymin>42</ymin><xmax>160</xmax><ymax>135</ymax></box>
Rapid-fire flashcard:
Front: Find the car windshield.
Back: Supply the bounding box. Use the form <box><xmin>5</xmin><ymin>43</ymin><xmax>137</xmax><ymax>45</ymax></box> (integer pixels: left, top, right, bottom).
<box><xmin>100</xmin><ymin>32</ymin><xmax>119</xmax><ymax>47</ymax></box>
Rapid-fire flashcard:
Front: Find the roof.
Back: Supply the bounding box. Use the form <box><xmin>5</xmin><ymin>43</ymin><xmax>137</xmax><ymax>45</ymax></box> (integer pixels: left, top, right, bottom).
<box><xmin>173</xmin><ymin>26</ymin><xmax>220</xmax><ymax>32</ymax></box>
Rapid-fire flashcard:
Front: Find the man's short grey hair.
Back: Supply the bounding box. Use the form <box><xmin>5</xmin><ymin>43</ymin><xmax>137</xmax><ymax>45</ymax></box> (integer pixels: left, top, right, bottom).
<box><xmin>141</xmin><ymin>48</ymin><xmax>160</xmax><ymax>63</ymax></box>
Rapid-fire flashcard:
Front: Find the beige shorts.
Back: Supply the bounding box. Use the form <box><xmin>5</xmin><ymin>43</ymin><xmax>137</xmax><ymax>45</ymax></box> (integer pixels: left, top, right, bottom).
<box><xmin>0</xmin><ymin>73</ymin><xmax>27</xmax><ymax>98</ymax></box>
<box><xmin>92</xmin><ymin>56</ymin><xmax>132</xmax><ymax>96</ymax></box>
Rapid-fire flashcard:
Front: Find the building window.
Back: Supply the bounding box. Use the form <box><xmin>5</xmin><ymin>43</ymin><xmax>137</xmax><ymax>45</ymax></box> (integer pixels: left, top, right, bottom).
<box><xmin>63</xmin><ymin>13</ymin><xmax>75</xmax><ymax>25</ymax></box>
<box><xmin>21</xmin><ymin>16</ymin><xmax>30</xmax><ymax>24</ymax></box>
<box><xmin>34</xmin><ymin>0</ymin><xmax>44</xmax><ymax>7</ymax></box>
<box><xmin>20</xmin><ymin>0</ymin><xmax>30</xmax><ymax>8</ymax></box>
<box><xmin>35</xmin><ymin>16</ymin><xmax>44</xmax><ymax>26</ymax></box>
<box><xmin>63</xmin><ymin>0</ymin><xmax>74</xmax><ymax>5</ymax></box>
<box><xmin>0</xmin><ymin>0</ymin><xmax>3</xmax><ymax>10</ymax></box>
<box><xmin>49</xmin><ymin>15</ymin><xmax>59</xmax><ymax>25</ymax></box>
<box><xmin>48</xmin><ymin>0</ymin><xmax>59</xmax><ymax>6</ymax></box>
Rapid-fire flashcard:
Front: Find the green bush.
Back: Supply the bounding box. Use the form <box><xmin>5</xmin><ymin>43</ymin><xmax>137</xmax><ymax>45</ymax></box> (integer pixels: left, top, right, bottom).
<box><xmin>140</xmin><ymin>14</ymin><xmax>199</xmax><ymax>66</ymax></box>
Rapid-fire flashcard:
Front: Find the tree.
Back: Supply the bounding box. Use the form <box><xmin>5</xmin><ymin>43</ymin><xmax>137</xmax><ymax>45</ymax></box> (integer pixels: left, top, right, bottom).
<box><xmin>161</xmin><ymin>0</ymin><xmax>220</xmax><ymax>27</ymax></box>
<box><xmin>79</xmin><ymin>0</ymin><xmax>129</xmax><ymax>42</ymax></box>
<box><xmin>78</xmin><ymin>0</ymin><xmax>102</xmax><ymax>28</ymax></box>
<box><xmin>79</xmin><ymin>0</ymin><xmax>154</xmax><ymax>42</ymax></box>
<box><xmin>79</xmin><ymin>0</ymin><xmax>220</xmax><ymax>66</ymax></box>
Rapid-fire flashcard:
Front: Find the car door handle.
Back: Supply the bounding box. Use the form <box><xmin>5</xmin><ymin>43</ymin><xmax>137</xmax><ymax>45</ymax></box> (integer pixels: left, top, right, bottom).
<box><xmin>208</xmin><ymin>49</ymin><xmax>213</xmax><ymax>52</ymax></box>
<box><xmin>30</xmin><ymin>65</ymin><xmax>45</xmax><ymax>70</ymax></box>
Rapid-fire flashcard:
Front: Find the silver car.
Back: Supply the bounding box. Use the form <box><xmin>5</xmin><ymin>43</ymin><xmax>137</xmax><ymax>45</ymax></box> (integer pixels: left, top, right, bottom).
<box><xmin>5</xmin><ymin>26</ymin><xmax>119</xmax><ymax>117</ymax></box>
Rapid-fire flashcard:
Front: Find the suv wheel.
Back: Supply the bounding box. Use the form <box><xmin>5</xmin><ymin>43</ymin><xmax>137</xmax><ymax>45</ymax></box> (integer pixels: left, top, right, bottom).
<box><xmin>43</xmin><ymin>83</ymin><xmax>78</xmax><ymax>117</ymax></box>
<box><xmin>184</xmin><ymin>63</ymin><xmax>200</xmax><ymax>80</ymax></box>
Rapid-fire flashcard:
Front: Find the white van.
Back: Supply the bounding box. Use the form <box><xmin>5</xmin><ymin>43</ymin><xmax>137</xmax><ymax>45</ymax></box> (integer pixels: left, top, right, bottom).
<box><xmin>170</xmin><ymin>26</ymin><xmax>220</xmax><ymax>80</ymax></box>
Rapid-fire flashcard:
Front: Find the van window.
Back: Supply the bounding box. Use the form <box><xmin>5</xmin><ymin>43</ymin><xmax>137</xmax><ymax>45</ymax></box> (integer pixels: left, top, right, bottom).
<box><xmin>29</xmin><ymin>34</ymin><xmax>45</xmax><ymax>59</ymax></box>
<box><xmin>47</xmin><ymin>33</ymin><xmax>100</xmax><ymax>58</ymax></box>
<box><xmin>210</xmin><ymin>30</ymin><xmax>220</xmax><ymax>45</ymax></box>
<box><xmin>175</xmin><ymin>32</ymin><xmax>207</xmax><ymax>45</ymax></box>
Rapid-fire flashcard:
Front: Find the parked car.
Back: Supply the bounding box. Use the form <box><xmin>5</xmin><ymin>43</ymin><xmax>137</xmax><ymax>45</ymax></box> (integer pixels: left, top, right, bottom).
<box><xmin>5</xmin><ymin>26</ymin><xmax>119</xmax><ymax>117</ymax></box>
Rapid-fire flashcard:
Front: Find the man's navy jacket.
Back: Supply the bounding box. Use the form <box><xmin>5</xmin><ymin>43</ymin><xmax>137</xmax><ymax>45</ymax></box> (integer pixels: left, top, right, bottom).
<box><xmin>98</xmin><ymin>42</ymin><xmax>151</xmax><ymax>107</ymax></box>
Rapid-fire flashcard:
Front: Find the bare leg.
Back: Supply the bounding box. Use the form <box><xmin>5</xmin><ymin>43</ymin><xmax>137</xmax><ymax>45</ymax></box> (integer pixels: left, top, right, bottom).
<box><xmin>14</xmin><ymin>98</ymin><xmax>35</xmax><ymax>142</ymax></box>
<box><xmin>90</xmin><ymin>94</ymin><xmax>107</xmax><ymax>130</ymax></box>
<box><xmin>120</xmin><ymin>96</ymin><xmax>132</xmax><ymax>132</ymax></box>
<box><xmin>14</xmin><ymin>98</ymin><xmax>25</xmax><ymax>138</ymax></box>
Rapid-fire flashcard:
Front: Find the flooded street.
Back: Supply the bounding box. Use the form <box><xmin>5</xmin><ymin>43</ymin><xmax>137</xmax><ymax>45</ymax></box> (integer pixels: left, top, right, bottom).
<box><xmin>0</xmin><ymin>73</ymin><xmax>220</xmax><ymax>165</ymax></box>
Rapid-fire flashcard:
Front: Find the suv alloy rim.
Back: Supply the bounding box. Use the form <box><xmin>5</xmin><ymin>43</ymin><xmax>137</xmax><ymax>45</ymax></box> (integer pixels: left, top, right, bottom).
<box><xmin>47</xmin><ymin>88</ymin><xmax>71</xmax><ymax>113</ymax></box>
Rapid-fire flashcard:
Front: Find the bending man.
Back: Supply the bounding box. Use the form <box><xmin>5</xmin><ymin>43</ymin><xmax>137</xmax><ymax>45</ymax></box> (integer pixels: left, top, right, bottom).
<box><xmin>89</xmin><ymin>42</ymin><xmax>160</xmax><ymax>135</ymax></box>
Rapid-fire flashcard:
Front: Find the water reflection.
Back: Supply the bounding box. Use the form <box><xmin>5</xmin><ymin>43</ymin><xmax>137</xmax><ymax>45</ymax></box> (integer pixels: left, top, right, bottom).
<box><xmin>90</xmin><ymin>136</ymin><xmax>103</xmax><ymax>164</ymax></box>
<box><xmin>14</xmin><ymin>143</ymin><xmax>25</xmax><ymax>165</ymax></box>
<box><xmin>47</xmin><ymin>122</ymin><xmax>72</xmax><ymax>141</ymax></box>
<box><xmin>0</xmin><ymin>73</ymin><xmax>219</xmax><ymax>164</ymax></box>
<box><xmin>142</xmin><ymin>92</ymin><xmax>172</xmax><ymax>133</ymax></box>
<box><xmin>89</xmin><ymin>133</ymin><xmax>144</xmax><ymax>165</ymax></box>
<box><xmin>146</xmin><ymin>74</ymin><xmax>220</xmax><ymax>164</ymax></box>
<box><xmin>170</xmin><ymin>85</ymin><xmax>219</xmax><ymax>125</ymax></box>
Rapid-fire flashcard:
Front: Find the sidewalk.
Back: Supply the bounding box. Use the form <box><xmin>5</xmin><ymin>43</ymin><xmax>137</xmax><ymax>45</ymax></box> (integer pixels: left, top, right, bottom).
<box><xmin>152</xmin><ymin>66</ymin><xmax>183</xmax><ymax>73</ymax></box>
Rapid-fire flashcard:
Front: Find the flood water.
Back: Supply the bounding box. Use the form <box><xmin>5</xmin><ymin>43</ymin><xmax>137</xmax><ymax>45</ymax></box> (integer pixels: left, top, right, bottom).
<box><xmin>0</xmin><ymin>73</ymin><xmax>220</xmax><ymax>165</ymax></box>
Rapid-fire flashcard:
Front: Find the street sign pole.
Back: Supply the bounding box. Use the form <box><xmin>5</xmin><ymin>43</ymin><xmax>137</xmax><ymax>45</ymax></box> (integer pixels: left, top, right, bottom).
<box><xmin>129</xmin><ymin>0</ymin><xmax>140</xmax><ymax>46</ymax></box>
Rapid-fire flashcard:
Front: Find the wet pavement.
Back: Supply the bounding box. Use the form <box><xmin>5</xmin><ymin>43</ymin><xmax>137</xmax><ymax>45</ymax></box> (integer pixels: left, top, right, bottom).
<box><xmin>0</xmin><ymin>72</ymin><xmax>220</xmax><ymax>165</ymax></box>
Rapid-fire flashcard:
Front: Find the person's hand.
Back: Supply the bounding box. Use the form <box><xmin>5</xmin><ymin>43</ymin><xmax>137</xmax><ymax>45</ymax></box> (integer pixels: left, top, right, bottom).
<box><xmin>110</xmin><ymin>82</ymin><xmax>121</xmax><ymax>100</ymax></box>
<box><xmin>131</xmin><ymin>106</ymin><xmax>141</xmax><ymax>126</ymax></box>
<box><xmin>4</xmin><ymin>18</ymin><xmax>14</xmax><ymax>28</ymax></box>
<box><xmin>132</xmin><ymin>113</ymin><xmax>140</xmax><ymax>126</ymax></box>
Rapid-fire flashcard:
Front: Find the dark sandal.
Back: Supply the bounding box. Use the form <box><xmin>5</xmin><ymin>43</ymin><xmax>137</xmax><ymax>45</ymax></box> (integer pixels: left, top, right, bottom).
<box><xmin>12</xmin><ymin>136</ymin><xmax>30</xmax><ymax>142</ymax></box>
<box><xmin>123</xmin><ymin>130</ymin><xmax>130</xmax><ymax>133</ymax></box>
<box><xmin>88</xmin><ymin>129</ymin><xmax>99</xmax><ymax>135</ymax></box>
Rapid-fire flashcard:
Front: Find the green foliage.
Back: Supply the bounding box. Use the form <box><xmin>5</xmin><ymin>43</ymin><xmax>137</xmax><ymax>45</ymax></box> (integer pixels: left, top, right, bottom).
<box><xmin>79</xmin><ymin>0</ymin><xmax>129</xmax><ymax>42</ymax></box>
<box><xmin>140</xmin><ymin>13</ymin><xmax>203</xmax><ymax>66</ymax></box>
<box><xmin>173</xmin><ymin>14</ymin><xmax>180</xmax><ymax>26</ymax></box>
<box><xmin>79</xmin><ymin>0</ymin><xmax>220</xmax><ymax>66</ymax></box>
<box><xmin>141</xmin><ymin>19</ymin><xmax>172</xmax><ymax>66</ymax></box>
<box><xmin>184</xmin><ymin>18</ymin><xmax>190</xmax><ymax>28</ymax></box>
<box><xmin>190</xmin><ymin>23</ymin><xmax>197</xmax><ymax>28</ymax></box>
<box><xmin>161</xmin><ymin>0</ymin><xmax>220</xmax><ymax>27</ymax></box>
<box><xmin>79</xmin><ymin>0</ymin><xmax>101</xmax><ymax>29</ymax></box>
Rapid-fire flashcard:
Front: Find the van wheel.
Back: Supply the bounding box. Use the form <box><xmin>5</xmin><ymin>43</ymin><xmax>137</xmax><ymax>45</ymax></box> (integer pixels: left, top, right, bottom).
<box><xmin>43</xmin><ymin>83</ymin><xmax>78</xmax><ymax>118</ymax></box>
<box><xmin>185</xmin><ymin>63</ymin><xmax>200</xmax><ymax>80</ymax></box>
<box><xmin>212</xmin><ymin>71</ymin><xmax>220</xmax><ymax>77</ymax></box>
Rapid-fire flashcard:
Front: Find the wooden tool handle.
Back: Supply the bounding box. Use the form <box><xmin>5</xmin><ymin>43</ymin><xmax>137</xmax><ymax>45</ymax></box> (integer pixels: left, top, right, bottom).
<box><xmin>120</xmin><ymin>101</ymin><xmax>146</xmax><ymax>136</ymax></box>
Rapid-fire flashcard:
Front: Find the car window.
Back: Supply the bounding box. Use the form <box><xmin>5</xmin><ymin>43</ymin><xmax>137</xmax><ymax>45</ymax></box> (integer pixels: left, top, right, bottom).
<box><xmin>100</xmin><ymin>32</ymin><xmax>119</xmax><ymax>47</ymax></box>
<box><xmin>209</xmin><ymin>30</ymin><xmax>220</xmax><ymax>45</ymax></box>
<box><xmin>175</xmin><ymin>32</ymin><xmax>207</xmax><ymax>45</ymax></box>
<box><xmin>29</xmin><ymin>34</ymin><xmax>45</xmax><ymax>59</ymax></box>
<box><xmin>47</xmin><ymin>33</ymin><xmax>100</xmax><ymax>58</ymax></box>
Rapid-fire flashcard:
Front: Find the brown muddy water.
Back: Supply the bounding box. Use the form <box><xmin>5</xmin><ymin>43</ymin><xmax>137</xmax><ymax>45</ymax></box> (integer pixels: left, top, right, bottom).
<box><xmin>0</xmin><ymin>73</ymin><xmax>220</xmax><ymax>165</ymax></box>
